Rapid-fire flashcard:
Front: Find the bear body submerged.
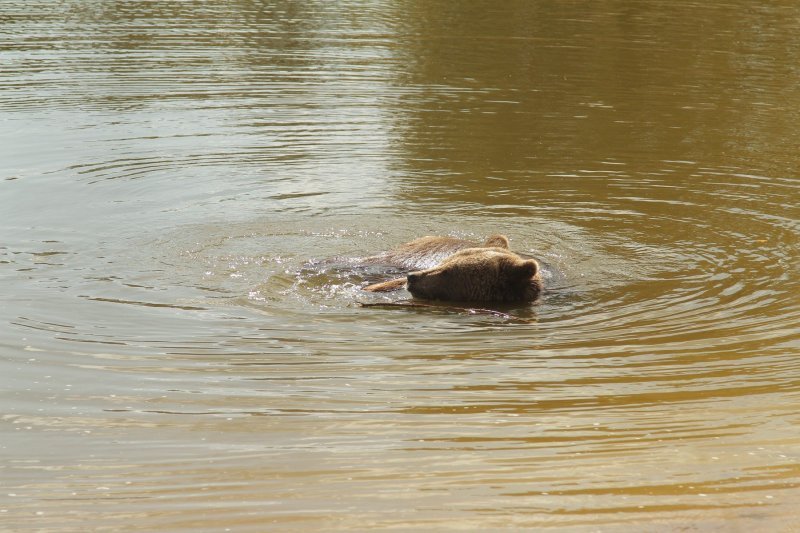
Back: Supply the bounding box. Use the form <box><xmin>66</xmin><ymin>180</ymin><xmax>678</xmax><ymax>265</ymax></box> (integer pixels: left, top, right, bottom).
<box><xmin>363</xmin><ymin>234</ymin><xmax>543</xmax><ymax>304</ymax></box>
<box><xmin>363</xmin><ymin>234</ymin><xmax>511</xmax><ymax>271</ymax></box>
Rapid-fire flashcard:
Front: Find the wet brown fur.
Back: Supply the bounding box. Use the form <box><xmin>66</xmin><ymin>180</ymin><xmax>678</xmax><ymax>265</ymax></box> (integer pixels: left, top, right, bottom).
<box><xmin>364</xmin><ymin>234</ymin><xmax>510</xmax><ymax>271</ymax></box>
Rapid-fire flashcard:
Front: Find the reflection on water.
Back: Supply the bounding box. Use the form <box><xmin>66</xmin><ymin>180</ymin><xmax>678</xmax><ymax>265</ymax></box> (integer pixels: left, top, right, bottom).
<box><xmin>2</xmin><ymin>0</ymin><xmax>799</xmax><ymax>530</ymax></box>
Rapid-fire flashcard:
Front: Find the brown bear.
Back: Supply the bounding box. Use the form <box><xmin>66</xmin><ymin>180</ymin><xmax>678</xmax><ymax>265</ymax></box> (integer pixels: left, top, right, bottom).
<box><xmin>363</xmin><ymin>235</ymin><xmax>543</xmax><ymax>303</ymax></box>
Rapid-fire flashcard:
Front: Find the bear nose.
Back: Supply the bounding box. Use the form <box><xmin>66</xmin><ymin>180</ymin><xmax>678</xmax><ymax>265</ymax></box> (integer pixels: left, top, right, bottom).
<box><xmin>407</xmin><ymin>273</ymin><xmax>420</xmax><ymax>284</ymax></box>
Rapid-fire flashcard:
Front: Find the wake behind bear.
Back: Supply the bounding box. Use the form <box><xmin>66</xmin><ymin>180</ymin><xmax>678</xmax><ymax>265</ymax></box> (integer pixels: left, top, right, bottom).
<box><xmin>362</xmin><ymin>234</ymin><xmax>543</xmax><ymax>303</ymax></box>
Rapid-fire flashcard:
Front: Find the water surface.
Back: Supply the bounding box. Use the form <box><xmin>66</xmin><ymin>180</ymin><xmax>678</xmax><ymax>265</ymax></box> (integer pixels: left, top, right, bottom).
<box><xmin>2</xmin><ymin>1</ymin><xmax>799</xmax><ymax>531</ymax></box>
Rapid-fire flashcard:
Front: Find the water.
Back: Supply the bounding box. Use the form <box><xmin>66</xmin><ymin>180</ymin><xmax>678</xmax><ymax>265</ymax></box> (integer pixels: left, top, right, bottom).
<box><xmin>2</xmin><ymin>1</ymin><xmax>799</xmax><ymax>530</ymax></box>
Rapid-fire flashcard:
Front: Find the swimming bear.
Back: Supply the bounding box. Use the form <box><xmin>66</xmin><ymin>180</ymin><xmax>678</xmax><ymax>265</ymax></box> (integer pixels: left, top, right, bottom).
<box><xmin>363</xmin><ymin>235</ymin><xmax>542</xmax><ymax>303</ymax></box>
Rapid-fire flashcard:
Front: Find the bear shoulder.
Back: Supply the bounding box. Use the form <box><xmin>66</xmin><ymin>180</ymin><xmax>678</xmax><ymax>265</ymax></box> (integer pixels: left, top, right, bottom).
<box><xmin>365</xmin><ymin>234</ymin><xmax>511</xmax><ymax>271</ymax></box>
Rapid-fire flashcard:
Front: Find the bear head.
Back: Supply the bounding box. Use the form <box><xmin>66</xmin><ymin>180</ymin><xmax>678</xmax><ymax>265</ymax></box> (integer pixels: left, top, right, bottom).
<box><xmin>405</xmin><ymin>247</ymin><xmax>542</xmax><ymax>303</ymax></box>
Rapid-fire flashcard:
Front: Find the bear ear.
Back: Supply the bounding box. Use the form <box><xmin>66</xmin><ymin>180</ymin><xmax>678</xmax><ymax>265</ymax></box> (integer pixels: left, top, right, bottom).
<box><xmin>484</xmin><ymin>234</ymin><xmax>510</xmax><ymax>249</ymax></box>
<box><xmin>516</xmin><ymin>259</ymin><xmax>538</xmax><ymax>278</ymax></box>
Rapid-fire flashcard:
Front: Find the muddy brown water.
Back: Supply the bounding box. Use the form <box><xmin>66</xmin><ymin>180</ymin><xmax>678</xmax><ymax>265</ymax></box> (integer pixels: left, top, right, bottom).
<box><xmin>2</xmin><ymin>1</ymin><xmax>799</xmax><ymax>531</ymax></box>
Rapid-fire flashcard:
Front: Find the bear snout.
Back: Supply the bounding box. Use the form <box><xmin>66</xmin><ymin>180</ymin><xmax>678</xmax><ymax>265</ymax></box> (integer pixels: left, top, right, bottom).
<box><xmin>405</xmin><ymin>274</ymin><xmax>431</xmax><ymax>300</ymax></box>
